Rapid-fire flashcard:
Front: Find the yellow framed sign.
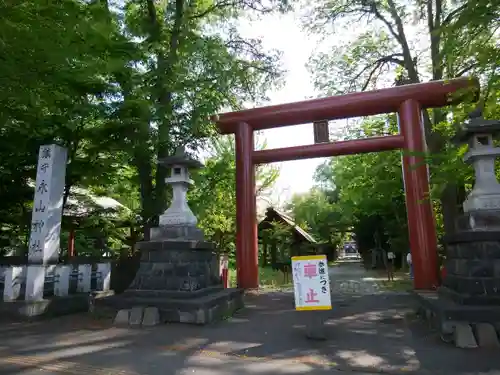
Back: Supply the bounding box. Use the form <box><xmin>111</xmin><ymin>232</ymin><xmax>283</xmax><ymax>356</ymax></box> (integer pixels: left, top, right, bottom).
<box><xmin>291</xmin><ymin>255</ymin><xmax>332</xmax><ymax>311</ymax></box>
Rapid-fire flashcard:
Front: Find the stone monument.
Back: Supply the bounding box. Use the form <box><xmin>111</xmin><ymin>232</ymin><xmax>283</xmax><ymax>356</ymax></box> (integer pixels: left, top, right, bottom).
<box><xmin>94</xmin><ymin>147</ymin><xmax>243</xmax><ymax>325</ymax></box>
<box><xmin>1</xmin><ymin>144</ymin><xmax>112</xmax><ymax>318</ymax></box>
<box><xmin>414</xmin><ymin>109</ymin><xmax>500</xmax><ymax>348</ymax></box>
<box><xmin>25</xmin><ymin>144</ymin><xmax>68</xmax><ymax>301</ymax></box>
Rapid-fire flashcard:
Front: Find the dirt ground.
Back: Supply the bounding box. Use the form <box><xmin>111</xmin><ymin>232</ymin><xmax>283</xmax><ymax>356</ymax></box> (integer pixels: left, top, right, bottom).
<box><xmin>0</xmin><ymin>262</ymin><xmax>498</xmax><ymax>375</ymax></box>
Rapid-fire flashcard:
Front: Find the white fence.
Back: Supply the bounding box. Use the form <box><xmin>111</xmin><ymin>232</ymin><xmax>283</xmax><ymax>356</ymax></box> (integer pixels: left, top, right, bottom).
<box><xmin>0</xmin><ymin>263</ymin><xmax>111</xmax><ymax>301</ymax></box>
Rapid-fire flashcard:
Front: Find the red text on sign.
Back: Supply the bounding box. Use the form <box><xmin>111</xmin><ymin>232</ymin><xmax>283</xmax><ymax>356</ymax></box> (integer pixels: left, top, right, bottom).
<box><xmin>303</xmin><ymin>263</ymin><xmax>318</xmax><ymax>278</ymax></box>
<box><xmin>305</xmin><ymin>288</ymin><xmax>319</xmax><ymax>303</ymax></box>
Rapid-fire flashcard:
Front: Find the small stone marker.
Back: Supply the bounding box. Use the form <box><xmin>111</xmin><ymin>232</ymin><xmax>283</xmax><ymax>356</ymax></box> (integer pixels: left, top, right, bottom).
<box><xmin>114</xmin><ymin>309</ymin><xmax>130</xmax><ymax>325</ymax></box>
<box><xmin>142</xmin><ymin>307</ymin><xmax>160</xmax><ymax>326</ymax></box>
<box><xmin>291</xmin><ymin>255</ymin><xmax>332</xmax><ymax>340</ymax></box>
<box><xmin>475</xmin><ymin>323</ymin><xmax>500</xmax><ymax>348</ymax></box>
<box><xmin>454</xmin><ymin>323</ymin><xmax>478</xmax><ymax>348</ymax></box>
<box><xmin>129</xmin><ymin>306</ymin><xmax>144</xmax><ymax>326</ymax></box>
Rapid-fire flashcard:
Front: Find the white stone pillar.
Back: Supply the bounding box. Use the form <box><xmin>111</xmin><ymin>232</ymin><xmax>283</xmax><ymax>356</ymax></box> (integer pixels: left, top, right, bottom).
<box><xmin>25</xmin><ymin>144</ymin><xmax>67</xmax><ymax>301</ymax></box>
<box><xmin>25</xmin><ymin>266</ymin><xmax>45</xmax><ymax>301</ymax></box>
<box><xmin>54</xmin><ymin>265</ymin><xmax>71</xmax><ymax>297</ymax></box>
<box><xmin>77</xmin><ymin>264</ymin><xmax>92</xmax><ymax>293</ymax></box>
<box><xmin>3</xmin><ymin>266</ymin><xmax>25</xmax><ymax>301</ymax></box>
<box><xmin>96</xmin><ymin>263</ymin><xmax>111</xmax><ymax>292</ymax></box>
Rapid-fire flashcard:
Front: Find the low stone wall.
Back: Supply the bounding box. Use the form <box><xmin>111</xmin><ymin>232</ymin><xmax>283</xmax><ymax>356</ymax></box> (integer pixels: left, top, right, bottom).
<box><xmin>0</xmin><ymin>261</ymin><xmax>112</xmax><ymax>318</ymax></box>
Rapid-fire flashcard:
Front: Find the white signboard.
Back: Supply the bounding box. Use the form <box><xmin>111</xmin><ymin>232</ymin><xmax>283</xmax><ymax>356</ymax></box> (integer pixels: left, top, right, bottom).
<box><xmin>292</xmin><ymin>255</ymin><xmax>332</xmax><ymax>311</ymax></box>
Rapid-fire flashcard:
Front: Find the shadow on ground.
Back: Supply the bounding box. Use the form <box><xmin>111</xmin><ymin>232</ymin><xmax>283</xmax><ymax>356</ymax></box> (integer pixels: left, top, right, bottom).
<box><xmin>0</xmin><ymin>290</ymin><xmax>499</xmax><ymax>375</ymax></box>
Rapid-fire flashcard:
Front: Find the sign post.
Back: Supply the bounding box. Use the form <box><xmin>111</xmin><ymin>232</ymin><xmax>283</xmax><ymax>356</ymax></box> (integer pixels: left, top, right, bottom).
<box><xmin>292</xmin><ymin>255</ymin><xmax>331</xmax><ymax>339</ymax></box>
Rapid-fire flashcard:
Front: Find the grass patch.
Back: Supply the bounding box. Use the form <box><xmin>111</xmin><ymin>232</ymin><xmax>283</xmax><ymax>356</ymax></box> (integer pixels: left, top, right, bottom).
<box><xmin>229</xmin><ymin>261</ymin><xmax>338</xmax><ymax>290</ymax></box>
<box><xmin>228</xmin><ymin>266</ymin><xmax>293</xmax><ymax>290</ymax></box>
<box><xmin>378</xmin><ymin>275</ymin><xmax>413</xmax><ymax>292</ymax></box>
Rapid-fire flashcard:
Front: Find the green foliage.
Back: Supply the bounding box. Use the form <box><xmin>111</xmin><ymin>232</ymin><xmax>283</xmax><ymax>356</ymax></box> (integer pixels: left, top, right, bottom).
<box><xmin>299</xmin><ymin>0</ymin><xmax>500</xmax><ymax>257</ymax></box>
<box><xmin>190</xmin><ymin>135</ymin><xmax>280</xmax><ymax>261</ymax></box>
<box><xmin>0</xmin><ymin>0</ymin><xmax>285</xmax><ymax>257</ymax></box>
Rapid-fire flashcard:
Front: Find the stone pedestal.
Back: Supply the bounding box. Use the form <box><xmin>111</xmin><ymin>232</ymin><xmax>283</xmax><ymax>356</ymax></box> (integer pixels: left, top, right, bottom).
<box><xmin>93</xmin><ymin>147</ymin><xmax>243</xmax><ymax>325</ymax></box>
<box><xmin>94</xmin><ymin>237</ymin><xmax>243</xmax><ymax>324</ymax></box>
<box><xmin>440</xmin><ymin>211</ymin><xmax>500</xmax><ymax>306</ymax></box>
<box><xmin>415</xmin><ymin>210</ymin><xmax>500</xmax><ymax>348</ymax></box>
<box><xmin>129</xmin><ymin>240</ymin><xmax>220</xmax><ymax>291</ymax></box>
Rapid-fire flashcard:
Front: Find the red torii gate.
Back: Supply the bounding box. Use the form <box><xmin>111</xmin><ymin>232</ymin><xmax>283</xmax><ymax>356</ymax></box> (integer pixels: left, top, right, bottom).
<box><xmin>214</xmin><ymin>77</ymin><xmax>479</xmax><ymax>290</ymax></box>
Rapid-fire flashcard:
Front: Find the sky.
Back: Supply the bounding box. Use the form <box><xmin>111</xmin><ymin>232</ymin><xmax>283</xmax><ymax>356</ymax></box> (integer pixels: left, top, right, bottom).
<box><xmin>233</xmin><ymin>7</ymin><xmax>428</xmax><ymax>207</ymax></box>
<box><xmin>236</xmin><ymin>12</ymin><xmax>333</xmax><ymax>205</ymax></box>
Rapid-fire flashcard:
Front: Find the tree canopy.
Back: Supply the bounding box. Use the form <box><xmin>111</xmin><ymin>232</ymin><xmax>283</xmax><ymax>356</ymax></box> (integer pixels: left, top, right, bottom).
<box><xmin>0</xmin><ymin>0</ymin><xmax>285</xmax><ymax>256</ymax></box>
<box><xmin>288</xmin><ymin>0</ymin><xmax>499</xmax><ymax>260</ymax></box>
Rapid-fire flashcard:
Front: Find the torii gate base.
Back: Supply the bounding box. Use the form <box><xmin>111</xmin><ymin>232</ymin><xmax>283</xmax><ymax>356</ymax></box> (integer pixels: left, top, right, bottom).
<box><xmin>215</xmin><ymin>77</ymin><xmax>479</xmax><ymax>290</ymax></box>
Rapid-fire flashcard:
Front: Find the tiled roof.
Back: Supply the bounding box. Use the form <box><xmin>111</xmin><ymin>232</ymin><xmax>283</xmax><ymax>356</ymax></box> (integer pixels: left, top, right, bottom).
<box><xmin>259</xmin><ymin>207</ymin><xmax>317</xmax><ymax>243</ymax></box>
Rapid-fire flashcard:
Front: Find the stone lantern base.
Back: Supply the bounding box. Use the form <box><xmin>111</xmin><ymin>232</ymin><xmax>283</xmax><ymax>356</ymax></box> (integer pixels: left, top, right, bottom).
<box><xmin>92</xmin><ymin>227</ymin><xmax>243</xmax><ymax>325</ymax></box>
<box><xmin>413</xmin><ymin>210</ymin><xmax>500</xmax><ymax>348</ymax></box>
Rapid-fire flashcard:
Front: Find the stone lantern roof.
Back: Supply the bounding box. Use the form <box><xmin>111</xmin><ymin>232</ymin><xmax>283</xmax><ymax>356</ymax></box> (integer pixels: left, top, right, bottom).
<box><xmin>157</xmin><ymin>146</ymin><xmax>204</xmax><ymax>169</ymax></box>
<box><xmin>456</xmin><ymin>108</ymin><xmax>500</xmax><ymax>143</ymax></box>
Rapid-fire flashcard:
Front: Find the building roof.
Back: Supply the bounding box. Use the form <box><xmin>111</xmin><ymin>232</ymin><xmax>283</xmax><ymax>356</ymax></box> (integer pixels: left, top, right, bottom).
<box><xmin>258</xmin><ymin>207</ymin><xmax>317</xmax><ymax>244</ymax></box>
<box><xmin>27</xmin><ymin>180</ymin><xmax>130</xmax><ymax>219</ymax></box>
<box><xmin>64</xmin><ymin>186</ymin><xmax>130</xmax><ymax>219</ymax></box>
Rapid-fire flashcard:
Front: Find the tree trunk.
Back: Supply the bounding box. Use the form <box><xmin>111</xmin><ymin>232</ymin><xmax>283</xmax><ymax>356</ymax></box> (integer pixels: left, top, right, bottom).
<box><xmin>135</xmin><ymin>157</ymin><xmax>154</xmax><ymax>240</ymax></box>
<box><xmin>146</xmin><ymin>0</ymin><xmax>185</xmax><ymax>215</ymax></box>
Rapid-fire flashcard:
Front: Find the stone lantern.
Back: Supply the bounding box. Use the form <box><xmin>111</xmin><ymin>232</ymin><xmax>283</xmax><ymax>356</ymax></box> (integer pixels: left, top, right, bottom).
<box><xmin>94</xmin><ymin>146</ymin><xmax>243</xmax><ymax>326</ymax></box>
<box><xmin>459</xmin><ymin>110</ymin><xmax>500</xmax><ymax>214</ymax></box>
<box><xmin>414</xmin><ymin>109</ymin><xmax>500</xmax><ymax>348</ymax></box>
<box><xmin>440</xmin><ymin>109</ymin><xmax>500</xmax><ymax>306</ymax></box>
<box><xmin>150</xmin><ymin>146</ymin><xmax>205</xmax><ymax>241</ymax></box>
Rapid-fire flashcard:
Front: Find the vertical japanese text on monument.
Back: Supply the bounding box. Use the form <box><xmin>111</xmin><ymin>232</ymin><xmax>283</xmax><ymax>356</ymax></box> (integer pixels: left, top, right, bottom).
<box><xmin>27</xmin><ymin>146</ymin><xmax>54</xmax><ymax>261</ymax></box>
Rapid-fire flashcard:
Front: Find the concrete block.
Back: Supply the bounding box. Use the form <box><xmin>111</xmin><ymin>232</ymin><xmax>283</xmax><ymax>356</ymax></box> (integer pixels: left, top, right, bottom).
<box><xmin>96</xmin><ymin>263</ymin><xmax>111</xmax><ymax>292</ymax></box>
<box><xmin>179</xmin><ymin>311</ymin><xmax>194</xmax><ymax>323</ymax></box>
<box><xmin>3</xmin><ymin>266</ymin><xmax>25</xmax><ymax>301</ymax></box>
<box><xmin>129</xmin><ymin>306</ymin><xmax>144</xmax><ymax>326</ymax></box>
<box><xmin>454</xmin><ymin>323</ymin><xmax>478</xmax><ymax>348</ymax></box>
<box><xmin>303</xmin><ymin>311</ymin><xmax>327</xmax><ymax>340</ymax></box>
<box><xmin>54</xmin><ymin>265</ymin><xmax>71</xmax><ymax>297</ymax></box>
<box><xmin>77</xmin><ymin>264</ymin><xmax>92</xmax><ymax>293</ymax></box>
<box><xmin>114</xmin><ymin>309</ymin><xmax>130</xmax><ymax>325</ymax></box>
<box><xmin>142</xmin><ymin>307</ymin><xmax>160</xmax><ymax>326</ymax></box>
<box><xmin>195</xmin><ymin>308</ymin><xmax>206</xmax><ymax>324</ymax></box>
<box><xmin>25</xmin><ymin>265</ymin><xmax>45</xmax><ymax>301</ymax></box>
<box><xmin>208</xmin><ymin>306</ymin><xmax>217</xmax><ymax>322</ymax></box>
<box><xmin>475</xmin><ymin>323</ymin><xmax>500</xmax><ymax>348</ymax></box>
